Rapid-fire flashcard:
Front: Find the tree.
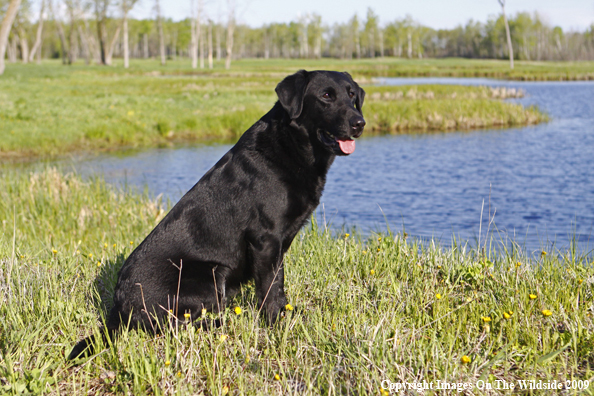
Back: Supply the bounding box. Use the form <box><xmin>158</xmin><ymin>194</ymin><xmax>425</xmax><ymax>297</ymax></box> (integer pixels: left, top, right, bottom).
<box><xmin>0</xmin><ymin>0</ymin><xmax>23</xmax><ymax>74</ymax></box>
<box><xmin>497</xmin><ymin>0</ymin><xmax>514</xmax><ymax>69</ymax></box>
<box><xmin>121</xmin><ymin>0</ymin><xmax>139</xmax><ymax>68</ymax></box>
<box><xmin>224</xmin><ymin>0</ymin><xmax>234</xmax><ymax>69</ymax></box>
<box><xmin>28</xmin><ymin>0</ymin><xmax>45</xmax><ymax>62</ymax></box>
<box><xmin>155</xmin><ymin>0</ymin><xmax>165</xmax><ymax>65</ymax></box>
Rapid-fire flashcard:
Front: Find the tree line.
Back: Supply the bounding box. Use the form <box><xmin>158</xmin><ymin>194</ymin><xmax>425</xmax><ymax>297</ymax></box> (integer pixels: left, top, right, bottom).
<box><xmin>2</xmin><ymin>0</ymin><xmax>594</xmax><ymax>74</ymax></box>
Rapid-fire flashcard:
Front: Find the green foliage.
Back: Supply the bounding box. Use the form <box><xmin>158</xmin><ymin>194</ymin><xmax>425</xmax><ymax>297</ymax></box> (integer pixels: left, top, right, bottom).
<box><xmin>0</xmin><ymin>168</ymin><xmax>592</xmax><ymax>394</ymax></box>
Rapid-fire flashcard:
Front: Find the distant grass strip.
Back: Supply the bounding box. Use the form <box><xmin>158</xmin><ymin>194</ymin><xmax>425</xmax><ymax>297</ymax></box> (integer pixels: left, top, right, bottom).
<box><xmin>0</xmin><ymin>60</ymin><xmax>547</xmax><ymax>159</ymax></box>
<box><xmin>0</xmin><ymin>168</ymin><xmax>592</xmax><ymax>394</ymax></box>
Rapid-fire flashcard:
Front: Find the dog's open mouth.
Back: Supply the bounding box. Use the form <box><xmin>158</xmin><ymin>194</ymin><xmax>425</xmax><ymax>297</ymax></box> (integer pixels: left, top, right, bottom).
<box><xmin>320</xmin><ymin>130</ymin><xmax>356</xmax><ymax>155</ymax></box>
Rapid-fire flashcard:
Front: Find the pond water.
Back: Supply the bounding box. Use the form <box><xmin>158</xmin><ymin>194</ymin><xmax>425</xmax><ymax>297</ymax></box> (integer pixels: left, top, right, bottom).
<box><xmin>62</xmin><ymin>78</ymin><xmax>594</xmax><ymax>254</ymax></box>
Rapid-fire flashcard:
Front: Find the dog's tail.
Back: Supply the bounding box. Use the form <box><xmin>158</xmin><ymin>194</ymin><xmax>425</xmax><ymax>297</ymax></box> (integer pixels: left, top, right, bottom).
<box><xmin>67</xmin><ymin>327</ymin><xmax>117</xmax><ymax>360</ymax></box>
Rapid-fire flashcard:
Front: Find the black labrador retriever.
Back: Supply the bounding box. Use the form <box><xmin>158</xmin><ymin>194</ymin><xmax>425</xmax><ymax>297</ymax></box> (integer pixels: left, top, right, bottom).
<box><xmin>68</xmin><ymin>70</ymin><xmax>365</xmax><ymax>359</ymax></box>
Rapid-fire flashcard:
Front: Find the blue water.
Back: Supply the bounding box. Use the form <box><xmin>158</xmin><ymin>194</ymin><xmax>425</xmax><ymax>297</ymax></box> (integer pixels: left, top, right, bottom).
<box><xmin>64</xmin><ymin>79</ymin><xmax>594</xmax><ymax>253</ymax></box>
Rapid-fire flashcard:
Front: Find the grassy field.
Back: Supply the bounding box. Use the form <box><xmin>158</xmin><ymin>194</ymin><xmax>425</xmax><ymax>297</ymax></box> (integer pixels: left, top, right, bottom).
<box><xmin>0</xmin><ymin>58</ymin><xmax>549</xmax><ymax>159</ymax></box>
<box><xmin>0</xmin><ymin>168</ymin><xmax>593</xmax><ymax>394</ymax></box>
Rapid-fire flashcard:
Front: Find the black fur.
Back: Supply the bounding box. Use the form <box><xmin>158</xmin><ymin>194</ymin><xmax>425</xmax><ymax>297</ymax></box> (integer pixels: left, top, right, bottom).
<box><xmin>68</xmin><ymin>70</ymin><xmax>365</xmax><ymax>360</ymax></box>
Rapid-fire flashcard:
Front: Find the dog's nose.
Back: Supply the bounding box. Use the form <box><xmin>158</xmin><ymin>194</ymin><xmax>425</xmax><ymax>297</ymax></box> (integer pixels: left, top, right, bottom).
<box><xmin>350</xmin><ymin>116</ymin><xmax>366</xmax><ymax>137</ymax></box>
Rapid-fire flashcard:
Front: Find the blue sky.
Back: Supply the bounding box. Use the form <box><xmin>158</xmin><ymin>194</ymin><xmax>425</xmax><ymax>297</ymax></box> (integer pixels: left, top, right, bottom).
<box><xmin>129</xmin><ymin>0</ymin><xmax>593</xmax><ymax>31</ymax></box>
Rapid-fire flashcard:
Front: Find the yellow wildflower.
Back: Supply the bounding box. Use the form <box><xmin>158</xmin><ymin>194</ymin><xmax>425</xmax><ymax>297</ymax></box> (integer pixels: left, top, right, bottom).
<box><xmin>370</xmin><ymin>269</ymin><xmax>375</xmax><ymax>275</ymax></box>
<box><xmin>461</xmin><ymin>355</ymin><xmax>471</xmax><ymax>364</ymax></box>
<box><xmin>97</xmin><ymin>262</ymin><xmax>102</xmax><ymax>267</ymax></box>
<box><xmin>436</xmin><ymin>293</ymin><xmax>442</xmax><ymax>300</ymax></box>
<box><xmin>52</xmin><ymin>249</ymin><xmax>57</xmax><ymax>254</ymax></box>
<box><xmin>184</xmin><ymin>313</ymin><xmax>191</xmax><ymax>320</ymax></box>
<box><xmin>542</xmin><ymin>309</ymin><xmax>552</xmax><ymax>317</ymax></box>
<box><xmin>482</xmin><ymin>316</ymin><xmax>491</xmax><ymax>322</ymax></box>
<box><xmin>503</xmin><ymin>312</ymin><xmax>511</xmax><ymax>319</ymax></box>
<box><xmin>222</xmin><ymin>385</ymin><xmax>229</xmax><ymax>395</ymax></box>
<box><xmin>529</xmin><ymin>294</ymin><xmax>537</xmax><ymax>300</ymax></box>
<box><xmin>201</xmin><ymin>308</ymin><xmax>207</xmax><ymax>317</ymax></box>
<box><xmin>234</xmin><ymin>306</ymin><xmax>242</xmax><ymax>315</ymax></box>
<box><xmin>285</xmin><ymin>304</ymin><xmax>294</xmax><ymax>311</ymax></box>
<box><xmin>165</xmin><ymin>360</ymin><xmax>171</xmax><ymax>366</ymax></box>
<box><xmin>220</xmin><ymin>334</ymin><xmax>228</xmax><ymax>342</ymax></box>
<box><xmin>274</xmin><ymin>374</ymin><xmax>281</xmax><ymax>381</ymax></box>
<box><xmin>344</xmin><ymin>233</ymin><xmax>350</xmax><ymax>238</ymax></box>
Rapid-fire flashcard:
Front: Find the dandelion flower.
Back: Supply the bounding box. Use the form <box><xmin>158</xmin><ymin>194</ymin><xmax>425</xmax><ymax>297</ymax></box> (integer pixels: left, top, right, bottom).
<box><xmin>165</xmin><ymin>360</ymin><xmax>171</xmax><ymax>366</ymax></box>
<box><xmin>370</xmin><ymin>269</ymin><xmax>375</xmax><ymax>275</ymax></box>
<box><xmin>89</xmin><ymin>253</ymin><xmax>93</xmax><ymax>258</ymax></box>
<box><xmin>378</xmin><ymin>237</ymin><xmax>382</xmax><ymax>242</ymax></box>
<box><xmin>104</xmin><ymin>243</ymin><xmax>108</xmax><ymax>248</ymax></box>
<box><xmin>234</xmin><ymin>306</ymin><xmax>242</xmax><ymax>315</ymax></box>
<box><xmin>285</xmin><ymin>304</ymin><xmax>294</xmax><ymax>311</ymax></box>
<box><xmin>113</xmin><ymin>243</ymin><xmax>117</xmax><ymax>248</ymax></box>
<box><xmin>436</xmin><ymin>293</ymin><xmax>442</xmax><ymax>300</ymax></box>
<box><xmin>482</xmin><ymin>316</ymin><xmax>491</xmax><ymax>322</ymax></box>
<box><xmin>542</xmin><ymin>309</ymin><xmax>552</xmax><ymax>317</ymax></box>
<box><xmin>516</xmin><ymin>262</ymin><xmax>521</xmax><ymax>267</ymax></box>
<box><xmin>541</xmin><ymin>251</ymin><xmax>547</xmax><ymax>256</ymax></box>
<box><xmin>130</xmin><ymin>241</ymin><xmax>134</xmax><ymax>245</ymax></box>
<box><xmin>222</xmin><ymin>385</ymin><xmax>229</xmax><ymax>395</ymax></box>
<box><xmin>176</xmin><ymin>371</ymin><xmax>181</xmax><ymax>378</ymax></box>
<box><xmin>578</xmin><ymin>279</ymin><xmax>583</xmax><ymax>284</ymax></box>
<box><xmin>362</xmin><ymin>250</ymin><xmax>367</xmax><ymax>255</ymax></box>
<box><xmin>503</xmin><ymin>312</ymin><xmax>511</xmax><ymax>319</ymax></box>
<box><xmin>377</xmin><ymin>248</ymin><xmax>381</xmax><ymax>252</ymax></box>
<box><xmin>344</xmin><ymin>233</ymin><xmax>350</xmax><ymax>238</ymax></box>
<box><xmin>220</xmin><ymin>334</ymin><xmax>228</xmax><ymax>342</ymax></box>
<box><xmin>529</xmin><ymin>294</ymin><xmax>537</xmax><ymax>300</ymax></box>
<box><xmin>274</xmin><ymin>374</ymin><xmax>281</xmax><ymax>381</ymax></box>
<box><xmin>508</xmin><ymin>310</ymin><xmax>513</xmax><ymax>315</ymax></box>
<box><xmin>52</xmin><ymin>249</ymin><xmax>57</xmax><ymax>254</ymax></box>
<box><xmin>461</xmin><ymin>355</ymin><xmax>471</xmax><ymax>364</ymax></box>
<box><xmin>97</xmin><ymin>262</ymin><xmax>102</xmax><ymax>267</ymax></box>
<box><xmin>184</xmin><ymin>313</ymin><xmax>191</xmax><ymax>320</ymax></box>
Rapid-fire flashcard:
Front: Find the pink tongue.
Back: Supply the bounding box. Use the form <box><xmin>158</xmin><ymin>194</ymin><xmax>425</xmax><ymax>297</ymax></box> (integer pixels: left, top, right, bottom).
<box><xmin>337</xmin><ymin>139</ymin><xmax>356</xmax><ymax>154</ymax></box>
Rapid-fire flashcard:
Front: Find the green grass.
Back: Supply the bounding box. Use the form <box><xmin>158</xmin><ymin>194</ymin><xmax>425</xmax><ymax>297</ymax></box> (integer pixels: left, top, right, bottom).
<box><xmin>0</xmin><ymin>59</ymin><xmax>548</xmax><ymax>159</ymax></box>
<box><xmin>1</xmin><ymin>168</ymin><xmax>593</xmax><ymax>394</ymax></box>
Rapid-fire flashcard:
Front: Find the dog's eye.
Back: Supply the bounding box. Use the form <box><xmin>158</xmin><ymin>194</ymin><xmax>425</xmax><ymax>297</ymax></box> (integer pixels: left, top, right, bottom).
<box><xmin>322</xmin><ymin>93</ymin><xmax>331</xmax><ymax>99</ymax></box>
<box><xmin>349</xmin><ymin>92</ymin><xmax>355</xmax><ymax>98</ymax></box>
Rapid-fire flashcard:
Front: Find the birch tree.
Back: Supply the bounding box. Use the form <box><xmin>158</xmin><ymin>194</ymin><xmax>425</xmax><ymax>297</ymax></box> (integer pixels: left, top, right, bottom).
<box><xmin>224</xmin><ymin>0</ymin><xmax>234</xmax><ymax>69</ymax></box>
<box><xmin>155</xmin><ymin>0</ymin><xmax>165</xmax><ymax>65</ymax></box>
<box><xmin>498</xmin><ymin>0</ymin><xmax>514</xmax><ymax>69</ymax></box>
<box><xmin>0</xmin><ymin>0</ymin><xmax>23</xmax><ymax>74</ymax></box>
<box><xmin>28</xmin><ymin>0</ymin><xmax>45</xmax><ymax>62</ymax></box>
<box><xmin>121</xmin><ymin>0</ymin><xmax>138</xmax><ymax>68</ymax></box>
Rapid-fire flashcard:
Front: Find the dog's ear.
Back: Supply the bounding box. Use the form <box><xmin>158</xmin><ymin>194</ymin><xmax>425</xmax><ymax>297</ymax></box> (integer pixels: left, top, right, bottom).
<box><xmin>276</xmin><ymin>70</ymin><xmax>309</xmax><ymax>119</ymax></box>
<box><xmin>343</xmin><ymin>71</ymin><xmax>365</xmax><ymax>112</ymax></box>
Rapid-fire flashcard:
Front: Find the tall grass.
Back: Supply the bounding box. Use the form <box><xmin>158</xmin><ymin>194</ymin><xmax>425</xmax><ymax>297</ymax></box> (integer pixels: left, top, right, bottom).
<box><xmin>1</xmin><ymin>168</ymin><xmax>592</xmax><ymax>394</ymax></box>
<box><xmin>0</xmin><ymin>60</ymin><xmax>548</xmax><ymax>159</ymax></box>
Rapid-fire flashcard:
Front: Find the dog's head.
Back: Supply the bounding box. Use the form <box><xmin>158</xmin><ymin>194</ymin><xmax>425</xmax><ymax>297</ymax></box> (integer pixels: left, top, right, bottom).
<box><xmin>276</xmin><ymin>70</ymin><xmax>366</xmax><ymax>156</ymax></box>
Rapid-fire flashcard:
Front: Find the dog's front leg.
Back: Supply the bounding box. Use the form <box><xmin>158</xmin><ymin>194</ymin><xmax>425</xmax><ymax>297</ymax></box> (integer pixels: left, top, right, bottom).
<box><xmin>250</xmin><ymin>237</ymin><xmax>287</xmax><ymax>325</ymax></box>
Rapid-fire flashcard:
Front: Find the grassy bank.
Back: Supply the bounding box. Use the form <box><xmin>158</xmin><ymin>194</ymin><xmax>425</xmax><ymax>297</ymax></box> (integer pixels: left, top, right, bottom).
<box><xmin>1</xmin><ymin>168</ymin><xmax>592</xmax><ymax>394</ymax></box>
<box><xmin>0</xmin><ymin>59</ymin><xmax>547</xmax><ymax>159</ymax></box>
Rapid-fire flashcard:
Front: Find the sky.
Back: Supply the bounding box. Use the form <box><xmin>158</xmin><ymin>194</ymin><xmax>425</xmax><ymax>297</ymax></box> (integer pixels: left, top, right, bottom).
<box><xmin>127</xmin><ymin>0</ymin><xmax>594</xmax><ymax>32</ymax></box>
